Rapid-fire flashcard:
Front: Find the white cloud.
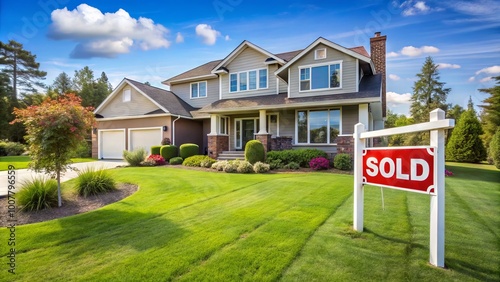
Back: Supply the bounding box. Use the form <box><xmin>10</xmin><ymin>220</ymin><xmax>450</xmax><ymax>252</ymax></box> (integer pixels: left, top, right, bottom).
<box><xmin>400</xmin><ymin>45</ymin><xmax>439</xmax><ymax>56</ymax></box>
<box><xmin>387</xmin><ymin>91</ymin><xmax>412</xmax><ymax>104</ymax></box>
<box><xmin>475</xmin><ymin>65</ymin><xmax>500</xmax><ymax>75</ymax></box>
<box><xmin>389</xmin><ymin>74</ymin><xmax>401</xmax><ymax>81</ymax></box>
<box><xmin>195</xmin><ymin>24</ymin><xmax>221</xmax><ymax>45</ymax></box>
<box><xmin>401</xmin><ymin>0</ymin><xmax>432</xmax><ymax>16</ymax></box>
<box><xmin>176</xmin><ymin>32</ymin><xmax>184</xmax><ymax>43</ymax></box>
<box><xmin>468</xmin><ymin>76</ymin><xmax>476</xmax><ymax>82</ymax></box>
<box><xmin>480</xmin><ymin>76</ymin><xmax>493</xmax><ymax>82</ymax></box>
<box><xmin>225</xmin><ymin>35</ymin><xmax>230</xmax><ymax>41</ymax></box>
<box><xmin>49</xmin><ymin>4</ymin><xmax>170</xmax><ymax>58</ymax></box>
<box><xmin>387</xmin><ymin>51</ymin><xmax>399</xmax><ymax>58</ymax></box>
<box><xmin>437</xmin><ymin>63</ymin><xmax>461</xmax><ymax>69</ymax></box>
<box><xmin>451</xmin><ymin>0</ymin><xmax>500</xmax><ymax>22</ymax></box>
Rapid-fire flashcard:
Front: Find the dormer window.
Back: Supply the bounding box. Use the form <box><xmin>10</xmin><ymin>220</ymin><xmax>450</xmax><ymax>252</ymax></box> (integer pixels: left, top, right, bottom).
<box><xmin>123</xmin><ymin>89</ymin><xmax>131</xmax><ymax>102</ymax></box>
<box><xmin>315</xmin><ymin>48</ymin><xmax>326</xmax><ymax>60</ymax></box>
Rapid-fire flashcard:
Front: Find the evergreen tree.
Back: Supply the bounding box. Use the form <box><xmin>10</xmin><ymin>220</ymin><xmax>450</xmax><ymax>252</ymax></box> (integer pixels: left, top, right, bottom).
<box><xmin>0</xmin><ymin>40</ymin><xmax>47</xmax><ymax>102</ymax></box>
<box><xmin>52</xmin><ymin>72</ymin><xmax>73</xmax><ymax>94</ymax></box>
<box><xmin>479</xmin><ymin>76</ymin><xmax>500</xmax><ymax>148</ymax></box>
<box><xmin>72</xmin><ymin>67</ymin><xmax>112</xmax><ymax>107</ymax></box>
<box><xmin>0</xmin><ymin>72</ymin><xmax>11</xmax><ymax>139</ymax></box>
<box><xmin>489</xmin><ymin>128</ymin><xmax>500</xmax><ymax>169</ymax></box>
<box><xmin>446</xmin><ymin>103</ymin><xmax>465</xmax><ymax>144</ymax></box>
<box><xmin>446</xmin><ymin>106</ymin><xmax>487</xmax><ymax>163</ymax></box>
<box><xmin>408</xmin><ymin>57</ymin><xmax>450</xmax><ymax>145</ymax></box>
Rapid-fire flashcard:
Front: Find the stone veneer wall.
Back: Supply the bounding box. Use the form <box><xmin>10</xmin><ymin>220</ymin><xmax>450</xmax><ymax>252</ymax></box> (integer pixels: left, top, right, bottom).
<box><xmin>208</xmin><ymin>135</ymin><xmax>229</xmax><ymax>159</ymax></box>
<box><xmin>336</xmin><ymin>136</ymin><xmax>354</xmax><ymax>157</ymax></box>
<box><xmin>270</xmin><ymin>137</ymin><xmax>293</xmax><ymax>151</ymax></box>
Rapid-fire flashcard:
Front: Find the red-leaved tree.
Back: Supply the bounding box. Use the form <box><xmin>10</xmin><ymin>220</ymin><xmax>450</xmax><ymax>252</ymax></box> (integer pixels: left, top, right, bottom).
<box><xmin>12</xmin><ymin>94</ymin><xmax>95</xmax><ymax>207</ymax></box>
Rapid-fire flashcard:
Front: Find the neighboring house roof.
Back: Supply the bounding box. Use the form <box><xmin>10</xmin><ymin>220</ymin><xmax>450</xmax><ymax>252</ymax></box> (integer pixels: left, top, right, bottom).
<box><xmin>95</xmin><ymin>78</ymin><xmax>196</xmax><ymax>118</ymax></box>
<box><xmin>198</xmin><ymin>74</ymin><xmax>382</xmax><ymax>113</ymax></box>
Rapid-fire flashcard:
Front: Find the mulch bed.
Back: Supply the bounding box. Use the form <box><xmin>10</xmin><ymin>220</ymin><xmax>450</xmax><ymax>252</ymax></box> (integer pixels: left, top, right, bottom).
<box><xmin>0</xmin><ymin>183</ymin><xmax>138</xmax><ymax>227</ymax></box>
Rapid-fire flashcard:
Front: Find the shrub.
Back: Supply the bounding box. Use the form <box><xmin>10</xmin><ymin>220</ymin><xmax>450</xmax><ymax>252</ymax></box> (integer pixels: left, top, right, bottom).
<box><xmin>212</xmin><ymin>161</ymin><xmax>229</xmax><ymax>171</ymax></box>
<box><xmin>284</xmin><ymin>162</ymin><xmax>300</xmax><ymax>170</ymax></box>
<box><xmin>151</xmin><ymin>145</ymin><xmax>162</xmax><ymax>155</ymax></box>
<box><xmin>183</xmin><ymin>155</ymin><xmax>216</xmax><ymax>167</ymax></box>
<box><xmin>223</xmin><ymin>161</ymin><xmax>238</xmax><ymax>173</ymax></box>
<box><xmin>253</xmin><ymin>161</ymin><xmax>270</xmax><ymax>173</ymax></box>
<box><xmin>0</xmin><ymin>141</ymin><xmax>26</xmax><ymax>156</ymax></box>
<box><xmin>334</xmin><ymin>153</ymin><xmax>352</xmax><ymax>170</ymax></box>
<box><xmin>310</xmin><ymin>157</ymin><xmax>330</xmax><ymax>170</ymax></box>
<box><xmin>169</xmin><ymin>157</ymin><xmax>183</xmax><ymax>165</ymax></box>
<box><xmin>489</xmin><ymin>128</ymin><xmax>500</xmax><ymax>169</ymax></box>
<box><xmin>446</xmin><ymin>110</ymin><xmax>487</xmax><ymax>163</ymax></box>
<box><xmin>236</xmin><ymin>160</ymin><xmax>254</xmax><ymax>173</ymax></box>
<box><xmin>144</xmin><ymin>154</ymin><xmax>166</xmax><ymax>166</ymax></box>
<box><xmin>266</xmin><ymin>149</ymin><xmax>327</xmax><ymax>167</ymax></box>
<box><xmin>268</xmin><ymin>159</ymin><xmax>284</xmax><ymax>170</ymax></box>
<box><xmin>160</xmin><ymin>145</ymin><xmax>178</xmax><ymax>161</ymax></box>
<box><xmin>123</xmin><ymin>148</ymin><xmax>146</xmax><ymax>166</ymax></box>
<box><xmin>75</xmin><ymin>167</ymin><xmax>116</xmax><ymax>197</ymax></box>
<box><xmin>161</xmin><ymin>138</ymin><xmax>171</xmax><ymax>145</ymax></box>
<box><xmin>71</xmin><ymin>140</ymin><xmax>91</xmax><ymax>158</ymax></box>
<box><xmin>180</xmin><ymin>143</ymin><xmax>199</xmax><ymax>159</ymax></box>
<box><xmin>140</xmin><ymin>159</ymin><xmax>156</xmax><ymax>166</ymax></box>
<box><xmin>17</xmin><ymin>177</ymin><xmax>58</xmax><ymax>211</ymax></box>
<box><xmin>245</xmin><ymin>140</ymin><xmax>266</xmax><ymax>164</ymax></box>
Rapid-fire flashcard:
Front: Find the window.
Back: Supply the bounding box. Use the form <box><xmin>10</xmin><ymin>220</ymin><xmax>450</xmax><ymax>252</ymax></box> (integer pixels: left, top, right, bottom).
<box><xmin>220</xmin><ymin>116</ymin><xmax>229</xmax><ymax>135</ymax></box>
<box><xmin>299</xmin><ymin>61</ymin><xmax>342</xmax><ymax>91</ymax></box>
<box><xmin>123</xmin><ymin>89</ymin><xmax>131</xmax><ymax>102</ymax></box>
<box><xmin>315</xmin><ymin>48</ymin><xmax>326</xmax><ymax>60</ymax></box>
<box><xmin>296</xmin><ymin>109</ymin><xmax>341</xmax><ymax>144</ymax></box>
<box><xmin>229</xmin><ymin>68</ymin><xmax>268</xmax><ymax>92</ymax></box>
<box><xmin>266</xmin><ymin>114</ymin><xmax>279</xmax><ymax>137</ymax></box>
<box><xmin>190</xmin><ymin>81</ymin><xmax>207</xmax><ymax>98</ymax></box>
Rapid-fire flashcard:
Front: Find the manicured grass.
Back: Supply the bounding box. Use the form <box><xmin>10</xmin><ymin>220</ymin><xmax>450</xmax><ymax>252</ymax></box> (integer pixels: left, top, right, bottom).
<box><xmin>0</xmin><ymin>164</ymin><xmax>498</xmax><ymax>281</ymax></box>
<box><xmin>0</xmin><ymin>156</ymin><xmax>95</xmax><ymax>171</ymax></box>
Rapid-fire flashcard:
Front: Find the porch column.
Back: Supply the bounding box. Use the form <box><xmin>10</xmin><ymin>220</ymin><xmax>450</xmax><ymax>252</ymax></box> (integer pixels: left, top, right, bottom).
<box><xmin>258</xmin><ymin>109</ymin><xmax>267</xmax><ymax>134</ymax></box>
<box><xmin>209</xmin><ymin>114</ymin><xmax>218</xmax><ymax>135</ymax></box>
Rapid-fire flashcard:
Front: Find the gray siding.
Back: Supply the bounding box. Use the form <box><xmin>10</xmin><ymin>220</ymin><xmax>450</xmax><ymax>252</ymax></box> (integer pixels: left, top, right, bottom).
<box><xmin>220</xmin><ymin>47</ymin><xmax>280</xmax><ymax>99</ymax></box>
<box><xmin>170</xmin><ymin>78</ymin><xmax>220</xmax><ymax>108</ymax></box>
<box><xmin>289</xmin><ymin>43</ymin><xmax>357</xmax><ymax>98</ymax></box>
<box><xmin>342</xmin><ymin>105</ymin><xmax>358</xmax><ymax>135</ymax></box>
<box><xmin>99</xmin><ymin>85</ymin><xmax>159</xmax><ymax>118</ymax></box>
<box><xmin>278</xmin><ymin>78</ymin><xmax>288</xmax><ymax>94</ymax></box>
<box><xmin>279</xmin><ymin>109</ymin><xmax>295</xmax><ymax>138</ymax></box>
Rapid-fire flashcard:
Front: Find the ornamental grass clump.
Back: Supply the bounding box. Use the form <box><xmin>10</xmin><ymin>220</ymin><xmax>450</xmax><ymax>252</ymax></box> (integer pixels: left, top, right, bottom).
<box><xmin>123</xmin><ymin>148</ymin><xmax>146</xmax><ymax>167</ymax></box>
<box><xmin>309</xmin><ymin>157</ymin><xmax>330</xmax><ymax>170</ymax></box>
<box><xmin>17</xmin><ymin>177</ymin><xmax>58</xmax><ymax>211</ymax></box>
<box><xmin>75</xmin><ymin>167</ymin><xmax>116</xmax><ymax>197</ymax></box>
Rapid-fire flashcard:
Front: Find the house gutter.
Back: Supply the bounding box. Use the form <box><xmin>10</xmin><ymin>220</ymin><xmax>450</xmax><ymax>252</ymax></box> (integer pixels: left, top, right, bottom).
<box><xmin>172</xmin><ymin>115</ymin><xmax>181</xmax><ymax>145</ymax></box>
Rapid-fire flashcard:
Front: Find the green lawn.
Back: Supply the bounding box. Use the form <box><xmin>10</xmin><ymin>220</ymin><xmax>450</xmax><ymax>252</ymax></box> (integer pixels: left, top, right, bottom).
<box><xmin>1</xmin><ymin>163</ymin><xmax>498</xmax><ymax>281</ymax></box>
<box><xmin>0</xmin><ymin>156</ymin><xmax>95</xmax><ymax>171</ymax></box>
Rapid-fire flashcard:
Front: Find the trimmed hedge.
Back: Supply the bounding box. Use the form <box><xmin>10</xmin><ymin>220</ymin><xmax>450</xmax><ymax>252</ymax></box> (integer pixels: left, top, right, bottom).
<box><xmin>334</xmin><ymin>153</ymin><xmax>352</xmax><ymax>170</ymax></box>
<box><xmin>169</xmin><ymin>157</ymin><xmax>183</xmax><ymax>165</ymax></box>
<box><xmin>160</xmin><ymin>145</ymin><xmax>178</xmax><ymax>161</ymax></box>
<box><xmin>266</xmin><ymin>149</ymin><xmax>327</xmax><ymax>167</ymax></box>
<box><xmin>180</xmin><ymin>143</ymin><xmax>199</xmax><ymax>159</ymax></box>
<box><xmin>183</xmin><ymin>155</ymin><xmax>216</xmax><ymax>167</ymax></box>
<box><xmin>151</xmin><ymin>146</ymin><xmax>162</xmax><ymax>155</ymax></box>
<box><xmin>245</xmin><ymin>140</ymin><xmax>266</xmax><ymax>164</ymax></box>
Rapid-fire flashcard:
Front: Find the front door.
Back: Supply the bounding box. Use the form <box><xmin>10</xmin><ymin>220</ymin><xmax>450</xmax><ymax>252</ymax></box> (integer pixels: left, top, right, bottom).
<box><xmin>235</xmin><ymin>118</ymin><xmax>259</xmax><ymax>150</ymax></box>
<box><xmin>242</xmin><ymin>119</ymin><xmax>255</xmax><ymax>149</ymax></box>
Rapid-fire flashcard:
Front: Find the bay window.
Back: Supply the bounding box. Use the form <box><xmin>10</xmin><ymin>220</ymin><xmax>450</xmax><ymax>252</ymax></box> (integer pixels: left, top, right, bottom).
<box><xmin>299</xmin><ymin>61</ymin><xmax>342</xmax><ymax>91</ymax></box>
<box><xmin>296</xmin><ymin>109</ymin><xmax>341</xmax><ymax>144</ymax></box>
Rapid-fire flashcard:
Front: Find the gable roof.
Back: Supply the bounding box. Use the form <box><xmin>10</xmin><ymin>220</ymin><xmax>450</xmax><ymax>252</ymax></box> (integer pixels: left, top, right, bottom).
<box><xmin>275</xmin><ymin>37</ymin><xmax>375</xmax><ymax>79</ymax></box>
<box><xmin>162</xmin><ymin>60</ymin><xmax>221</xmax><ymax>86</ymax></box>
<box><xmin>95</xmin><ymin>78</ymin><xmax>196</xmax><ymax>118</ymax></box>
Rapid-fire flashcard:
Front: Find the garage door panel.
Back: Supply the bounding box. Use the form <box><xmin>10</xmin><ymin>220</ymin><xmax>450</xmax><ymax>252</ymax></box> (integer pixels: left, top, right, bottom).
<box><xmin>100</xmin><ymin>130</ymin><xmax>125</xmax><ymax>159</ymax></box>
<box><xmin>129</xmin><ymin>128</ymin><xmax>162</xmax><ymax>155</ymax></box>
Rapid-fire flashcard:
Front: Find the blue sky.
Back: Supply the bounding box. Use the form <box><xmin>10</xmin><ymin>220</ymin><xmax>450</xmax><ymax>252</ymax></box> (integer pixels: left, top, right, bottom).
<box><xmin>1</xmin><ymin>0</ymin><xmax>498</xmax><ymax>115</ymax></box>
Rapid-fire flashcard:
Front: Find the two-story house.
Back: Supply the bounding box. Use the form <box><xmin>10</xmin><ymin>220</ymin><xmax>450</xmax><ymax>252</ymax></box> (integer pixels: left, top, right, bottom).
<box><xmin>92</xmin><ymin>32</ymin><xmax>386</xmax><ymax>160</ymax></box>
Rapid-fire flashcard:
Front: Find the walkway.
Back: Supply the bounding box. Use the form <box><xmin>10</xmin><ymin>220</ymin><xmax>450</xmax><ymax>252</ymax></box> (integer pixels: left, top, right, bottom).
<box><xmin>0</xmin><ymin>160</ymin><xmax>127</xmax><ymax>197</ymax></box>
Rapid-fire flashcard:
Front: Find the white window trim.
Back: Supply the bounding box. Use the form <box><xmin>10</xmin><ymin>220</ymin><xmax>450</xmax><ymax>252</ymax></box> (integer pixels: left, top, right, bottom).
<box><xmin>298</xmin><ymin>60</ymin><xmax>343</xmax><ymax>92</ymax></box>
<box><xmin>314</xmin><ymin>48</ymin><xmax>327</xmax><ymax>60</ymax></box>
<box><xmin>294</xmin><ymin>108</ymin><xmax>342</xmax><ymax>145</ymax></box>
<box><xmin>190</xmin><ymin>81</ymin><xmax>208</xmax><ymax>99</ymax></box>
<box><xmin>219</xmin><ymin>116</ymin><xmax>229</xmax><ymax>135</ymax></box>
<box><xmin>229</xmin><ymin>67</ymin><xmax>269</xmax><ymax>93</ymax></box>
<box><xmin>267</xmin><ymin>113</ymin><xmax>280</xmax><ymax>137</ymax></box>
<box><xmin>98</xmin><ymin>129</ymin><xmax>126</xmax><ymax>159</ymax></box>
<box><xmin>122</xmin><ymin>89</ymin><xmax>131</xmax><ymax>102</ymax></box>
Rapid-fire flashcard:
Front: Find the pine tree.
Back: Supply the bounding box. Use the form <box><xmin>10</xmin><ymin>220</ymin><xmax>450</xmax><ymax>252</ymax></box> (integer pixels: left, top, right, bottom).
<box><xmin>52</xmin><ymin>72</ymin><xmax>74</xmax><ymax>94</ymax></box>
<box><xmin>446</xmin><ymin>106</ymin><xmax>487</xmax><ymax>163</ymax></box>
<box><xmin>0</xmin><ymin>40</ymin><xmax>47</xmax><ymax>102</ymax></box>
<box><xmin>479</xmin><ymin>76</ymin><xmax>500</xmax><ymax>148</ymax></box>
<box><xmin>408</xmin><ymin>57</ymin><xmax>450</xmax><ymax>145</ymax></box>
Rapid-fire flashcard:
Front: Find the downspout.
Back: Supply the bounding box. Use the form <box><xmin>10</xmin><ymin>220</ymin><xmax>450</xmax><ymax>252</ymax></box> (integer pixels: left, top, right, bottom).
<box><xmin>172</xmin><ymin>115</ymin><xmax>181</xmax><ymax>146</ymax></box>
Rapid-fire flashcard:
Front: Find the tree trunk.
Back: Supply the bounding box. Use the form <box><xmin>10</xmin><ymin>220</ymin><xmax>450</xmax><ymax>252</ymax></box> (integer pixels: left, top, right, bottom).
<box><xmin>57</xmin><ymin>170</ymin><xmax>62</xmax><ymax>207</ymax></box>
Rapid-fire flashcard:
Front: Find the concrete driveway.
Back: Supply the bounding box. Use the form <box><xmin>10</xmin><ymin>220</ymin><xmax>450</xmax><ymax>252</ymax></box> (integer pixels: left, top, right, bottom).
<box><xmin>0</xmin><ymin>160</ymin><xmax>127</xmax><ymax>197</ymax></box>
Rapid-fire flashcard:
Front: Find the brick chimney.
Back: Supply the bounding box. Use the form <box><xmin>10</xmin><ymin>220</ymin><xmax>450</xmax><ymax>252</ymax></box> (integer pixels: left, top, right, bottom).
<box><xmin>370</xmin><ymin>32</ymin><xmax>387</xmax><ymax>117</ymax></box>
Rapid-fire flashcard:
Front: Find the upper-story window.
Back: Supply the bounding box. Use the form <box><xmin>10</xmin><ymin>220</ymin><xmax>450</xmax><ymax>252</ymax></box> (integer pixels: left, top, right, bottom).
<box><xmin>123</xmin><ymin>89</ymin><xmax>131</xmax><ymax>102</ymax></box>
<box><xmin>299</xmin><ymin>61</ymin><xmax>342</xmax><ymax>91</ymax></box>
<box><xmin>315</xmin><ymin>48</ymin><xmax>326</xmax><ymax>60</ymax></box>
<box><xmin>230</xmin><ymin>68</ymin><xmax>268</xmax><ymax>93</ymax></box>
<box><xmin>191</xmin><ymin>81</ymin><xmax>207</xmax><ymax>99</ymax></box>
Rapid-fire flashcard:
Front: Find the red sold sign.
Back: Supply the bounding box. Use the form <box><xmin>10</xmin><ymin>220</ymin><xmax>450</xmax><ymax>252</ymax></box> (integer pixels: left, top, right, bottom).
<box><xmin>362</xmin><ymin>147</ymin><xmax>436</xmax><ymax>194</ymax></box>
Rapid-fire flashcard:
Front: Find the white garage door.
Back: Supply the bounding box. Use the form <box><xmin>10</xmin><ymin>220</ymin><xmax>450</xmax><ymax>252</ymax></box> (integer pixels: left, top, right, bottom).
<box><xmin>100</xmin><ymin>130</ymin><xmax>126</xmax><ymax>159</ymax></box>
<box><xmin>129</xmin><ymin>128</ymin><xmax>162</xmax><ymax>155</ymax></box>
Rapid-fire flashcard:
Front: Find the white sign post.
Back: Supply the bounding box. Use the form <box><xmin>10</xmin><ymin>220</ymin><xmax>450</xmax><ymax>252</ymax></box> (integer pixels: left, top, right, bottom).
<box><xmin>353</xmin><ymin>109</ymin><xmax>454</xmax><ymax>268</ymax></box>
